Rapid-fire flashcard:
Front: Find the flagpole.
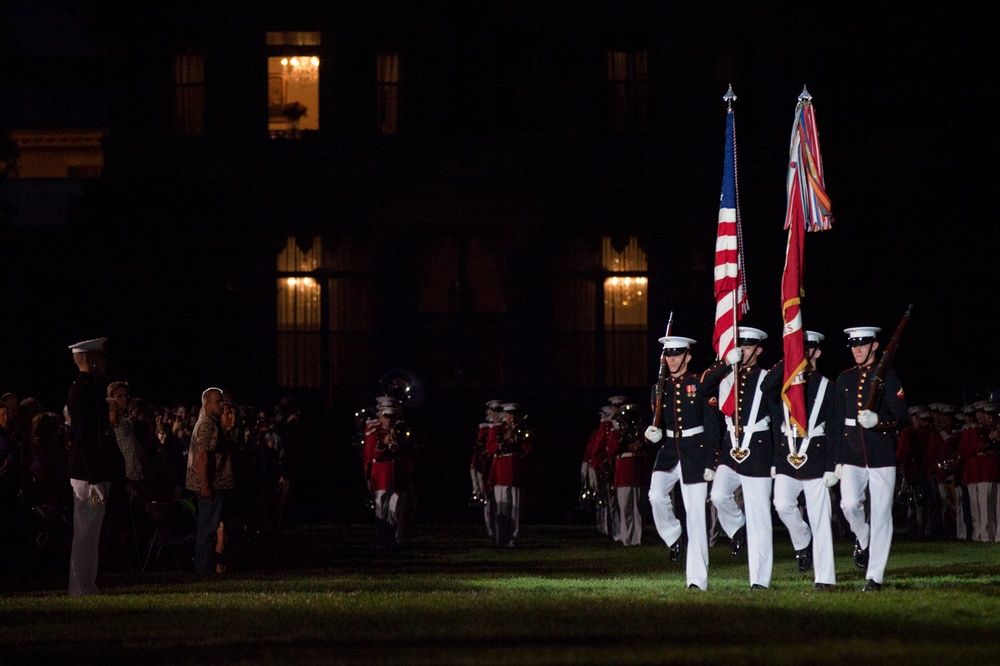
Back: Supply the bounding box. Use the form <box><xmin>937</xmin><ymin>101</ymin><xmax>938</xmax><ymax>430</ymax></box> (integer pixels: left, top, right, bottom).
<box><xmin>723</xmin><ymin>85</ymin><xmax>742</xmax><ymax>446</ymax></box>
<box><xmin>731</xmin><ymin>290</ymin><xmax>741</xmax><ymax>444</ymax></box>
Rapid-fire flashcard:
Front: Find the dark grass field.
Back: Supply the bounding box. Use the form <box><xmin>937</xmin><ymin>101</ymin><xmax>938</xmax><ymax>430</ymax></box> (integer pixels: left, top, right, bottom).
<box><xmin>2</xmin><ymin>522</ymin><xmax>999</xmax><ymax>664</ymax></box>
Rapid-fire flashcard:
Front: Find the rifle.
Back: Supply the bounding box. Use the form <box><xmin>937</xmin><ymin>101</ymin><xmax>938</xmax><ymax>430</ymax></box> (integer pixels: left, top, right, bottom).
<box><xmin>651</xmin><ymin>312</ymin><xmax>675</xmax><ymax>429</ymax></box>
<box><xmin>863</xmin><ymin>304</ymin><xmax>912</xmax><ymax>412</ymax></box>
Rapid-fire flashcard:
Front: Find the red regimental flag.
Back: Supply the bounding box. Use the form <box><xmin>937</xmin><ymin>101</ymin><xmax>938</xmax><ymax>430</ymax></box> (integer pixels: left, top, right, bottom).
<box><xmin>781</xmin><ymin>91</ymin><xmax>832</xmax><ymax>436</ymax></box>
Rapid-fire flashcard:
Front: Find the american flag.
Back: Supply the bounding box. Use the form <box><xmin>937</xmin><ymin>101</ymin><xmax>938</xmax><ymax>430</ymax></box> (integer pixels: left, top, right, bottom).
<box><xmin>712</xmin><ymin>104</ymin><xmax>748</xmax><ymax>418</ymax></box>
<box><xmin>781</xmin><ymin>88</ymin><xmax>832</xmax><ymax>436</ymax></box>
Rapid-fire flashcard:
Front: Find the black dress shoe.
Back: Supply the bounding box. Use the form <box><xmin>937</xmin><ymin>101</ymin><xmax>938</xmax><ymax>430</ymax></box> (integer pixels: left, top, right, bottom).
<box><xmin>813</xmin><ymin>583</ymin><xmax>833</xmax><ymax>590</ymax></box>
<box><xmin>796</xmin><ymin>539</ymin><xmax>813</xmax><ymax>573</ymax></box>
<box><xmin>669</xmin><ymin>537</ymin><xmax>685</xmax><ymax>563</ymax></box>
<box><xmin>750</xmin><ymin>583</ymin><xmax>768</xmax><ymax>590</ymax></box>
<box><xmin>862</xmin><ymin>579</ymin><xmax>882</xmax><ymax>592</ymax></box>
<box><xmin>688</xmin><ymin>584</ymin><xmax>701</xmax><ymax>590</ymax></box>
<box><xmin>853</xmin><ymin>539</ymin><xmax>869</xmax><ymax>570</ymax></box>
<box><xmin>731</xmin><ymin>526</ymin><xmax>747</xmax><ymax>558</ymax></box>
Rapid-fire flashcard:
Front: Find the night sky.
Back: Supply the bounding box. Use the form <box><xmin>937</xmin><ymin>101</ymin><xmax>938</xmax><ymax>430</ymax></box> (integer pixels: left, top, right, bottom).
<box><xmin>2</xmin><ymin>2</ymin><xmax>998</xmax><ymax>410</ymax></box>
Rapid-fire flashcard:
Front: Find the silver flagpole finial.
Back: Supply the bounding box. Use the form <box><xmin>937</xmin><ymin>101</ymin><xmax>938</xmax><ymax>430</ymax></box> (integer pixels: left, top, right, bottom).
<box><xmin>724</xmin><ymin>85</ymin><xmax>737</xmax><ymax>108</ymax></box>
<box><xmin>798</xmin><ymin>85</ymin><xmax>812</xmax><ymax>102</ymax></box>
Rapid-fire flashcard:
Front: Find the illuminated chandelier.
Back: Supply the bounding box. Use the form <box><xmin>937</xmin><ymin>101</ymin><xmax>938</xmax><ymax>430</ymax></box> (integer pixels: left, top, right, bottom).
<box><xmin>281</xmin><ymin>56</ymin><xmax>319</xmax><ymax>84</ymax></box>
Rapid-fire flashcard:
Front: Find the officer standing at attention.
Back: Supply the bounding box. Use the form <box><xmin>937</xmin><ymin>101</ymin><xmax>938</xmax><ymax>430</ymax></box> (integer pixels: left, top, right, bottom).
<box><xmin>66</xmin><ymin>337</ymin><xmax>116</xmax><ymax>595</ymax></box>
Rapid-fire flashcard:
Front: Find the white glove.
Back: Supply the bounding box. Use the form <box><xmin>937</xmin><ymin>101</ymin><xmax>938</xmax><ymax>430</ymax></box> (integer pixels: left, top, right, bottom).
<box><xmin>90</xmin><ymin>483</ymin><xmax>106</xmax><ymax>506</ymax></box>
<box><xmin>835</xmin><ymin>463</ymin><xmax>843</xmax><ymax>479</ymax></box>
<box><xmin>823</xmin><ymin>471</ymin><xmax>839</xmax><ymax>488</ymax></box>
<box><xmin>725</xmin><ymin>347</ymin><xmax>743</xmax><ymax>366</ymax></box>
<box><xmin>770</xmin><ymin>466</ymin><xmax>776</xmax><ymax>479</ymax></box>
<box><xmin>644</xmin><ymin>426</ymin><xmax>663</xmax><ymax>443</ymax></box>
<box><xmin>703</xmin><ymin>468</ymin><xmax>715</xmax><ymax>482</ymax></box>
<box><xmin>857</xmin><ymin>410</ymin><xmax>878</xmax><ymax>429</ymax></box>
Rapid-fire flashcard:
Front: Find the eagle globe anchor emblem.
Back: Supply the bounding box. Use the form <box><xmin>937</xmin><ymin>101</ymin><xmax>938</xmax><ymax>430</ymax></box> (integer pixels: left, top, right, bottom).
<box><xmin>730</xmin><ymin>447</ymin><xmax>749</xmax><ymax>463</ymax></box>
<box><xmin>787</xmin><ymin>452</ymin><xmax>808</xmax><ymax>469</ymax></box>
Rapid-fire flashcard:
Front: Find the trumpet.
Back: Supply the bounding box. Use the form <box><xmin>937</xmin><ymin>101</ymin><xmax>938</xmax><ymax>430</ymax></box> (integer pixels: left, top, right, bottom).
<box><xmin>376</xmin><ymin>420</ymin><xmax>409</xmax><ymax>457</ymax></box>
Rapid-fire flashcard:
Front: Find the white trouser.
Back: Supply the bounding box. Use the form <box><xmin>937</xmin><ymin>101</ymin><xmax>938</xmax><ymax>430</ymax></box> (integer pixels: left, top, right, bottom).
<box><xmin>739</xmin><ymin>475</ymin><xmax>773</xmax><ymax>588</ymax></box>
<box><xmin>69</xmin><ymin>479</ymin><xmax>110</xmax><ymax>596</ymax></box>
<box><xmin>840</xmin><ymin>464</ymin><xmax>895</xmax><ymax>584</ymax></box>
<box><xmin>470</xmin><ymin>468</ymin><xmax>484</xmax><ymax>496</ymax></box>
<box><xmin>773</xmin><ymin>475</ymin><xmax>836</xmax><ymax>585</ymax></box>
<box><xmin>373</xmin><ymin>489</ymin><xmax>406</xmax><ymax>545</ymax></box>
<box><xmin>616</xmin><ymin>485</ymin><xmax>643</xmax><ymax>546</ymax></box>
<box><xmin>648</xmin><ymin>466</ymin><xmax>709</xmax><ymax>590</ymax></box>
<box><xmin>967</xmin><ymin>481</ymin><xmax>999</xmax><ymax>542</ymax></box>
<box><xmin>492</xmin><ymin>485</ymin><xmax>520</xmax><ymax>547</ymax></box>
<box><xmin>954</xmin><ymin>485</ymin><xmax>969</xmax><ymax>540</ymax></box>
<box><xmin>709</xmin><ymin>464</ymin><xmax>746</xmax><ymax>539</ymax></box>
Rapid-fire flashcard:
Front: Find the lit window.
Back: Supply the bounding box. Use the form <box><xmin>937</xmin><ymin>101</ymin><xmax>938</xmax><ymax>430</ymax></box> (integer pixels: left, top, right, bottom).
<box><xmin>276</xmin><ymin>235</ymin><xmax>377</xmax><ymax>389</ymax></box>
<box><xmin>607</xmin><ymin>50</ymin><xmax>649</xmax><ymax>133</ymax></box>
<box><xmin>276</xmin><ymin>237</ymin><xmax>323</xmax><ymax>387</ymax></box>
<box><xmin>172</xmin><ymin>52</ymin><xmax>205</xmax><ymax>136</ymax></box>
<box><xmin>267</xmin><ymin>32</ymin><xmax>321</xmax><ymax>138</ymax></box>
<box><xmin>553</xmin><ymin>236</ymin><xmax>648</xmax><ymax>388</ymax></box>
<box><xmin>377</xmin><ymin>52</ymin><xmax>401</xmax><ymax>135</ymax></box>
<box><xmin>602</xmin><ymin>237</ymin><xmax>648</xmax><ymax>387</ymax></box>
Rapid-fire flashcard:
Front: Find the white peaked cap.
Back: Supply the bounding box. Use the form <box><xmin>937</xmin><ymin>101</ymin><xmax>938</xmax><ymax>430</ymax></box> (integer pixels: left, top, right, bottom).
<box><xmin>68</xmin><ymin>337</ymin><xmax>107</xmax><ymax>353</ymax></box>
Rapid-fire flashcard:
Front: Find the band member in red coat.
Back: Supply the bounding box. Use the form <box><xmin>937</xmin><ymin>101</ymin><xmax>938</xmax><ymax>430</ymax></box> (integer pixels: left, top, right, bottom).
<box><xmin>581</xmin><ymin>404</ymin><xmax>616</xmax><ymax>537</ymax></box>
<box><xmin>363</xmin><ymin>406</ymin><xmax>412</xmax><ymax>549</ymax></box>
<box><xmin>471</xmin><ymin>400</ymin><xmax>503</xmax><ymax>506</ymax></box>
<box><xmin>957</xmin><ymin>402</ymin><xmax>999</xmax><ymax>542</ymax></box>
<box><xmin>608</xmin><ymin>404</ymin><xmax>652</xmax><ymax>546</ymax></box>
<box><xmin>486</xmin><ymin>403</ymin><xmax>531</xmax><ymax>547</ymax></box>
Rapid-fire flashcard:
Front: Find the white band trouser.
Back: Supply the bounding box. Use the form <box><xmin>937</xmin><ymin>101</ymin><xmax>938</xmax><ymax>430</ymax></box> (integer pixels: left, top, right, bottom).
<box><xmin>491</xmin><ymin>485</ymin><xmax>521</xmax><ymax>547</ymax></box>
<box><xmin>648</xmin><ymin>465</ymin><xmax>709</xmax><ymax>590</ymax></box>
<box><xmin>373</xmin><ymin>488</ymin><xmax>406</xmax><ymax>546</ymax></box>
<box><xmin>966</xmin><ymin>481</ymin><xmax>998</xmax><ymax>542</ymax></box>
<box><xmin>616</xmin><ymin>484</ymin><xmax>644</xmax><ymax>546</ymax></box>
<box><xmin>839</xmin><ymin>464</ymin><xmax>895</xmax><ymax>584</ymax></box>
<box><xmin>773</xmin><ymin>475</ymin><xmax>836</xmax><ymax>585</ymax></box>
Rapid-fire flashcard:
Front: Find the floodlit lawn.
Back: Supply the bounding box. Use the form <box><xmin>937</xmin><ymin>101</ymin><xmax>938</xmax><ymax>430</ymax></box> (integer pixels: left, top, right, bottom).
<box><xmin>2</xmin><ymin>523</ymin><xmax>999</xmax><ymax>664</ymax></box>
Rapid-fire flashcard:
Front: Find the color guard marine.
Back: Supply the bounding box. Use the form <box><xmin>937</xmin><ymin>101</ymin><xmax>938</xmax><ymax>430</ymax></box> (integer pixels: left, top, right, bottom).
<box><xmin>644</xmin><ymin>335</ymin><xmax>723</xmax><ymax>590</ymax></box>
<box><xmin>770</xmin><ymin>330</ymin><xmax>839</xmax><ymax>590</ymax></box>
<box><xmin>831</xmin><ymin>325</ymin><xmax>909</xmax><ymax>591</ymax></box>
<box><xmin>703</xmin><ymin>326</ymin><xmax>778</xmax><ymax>590</ymax></box>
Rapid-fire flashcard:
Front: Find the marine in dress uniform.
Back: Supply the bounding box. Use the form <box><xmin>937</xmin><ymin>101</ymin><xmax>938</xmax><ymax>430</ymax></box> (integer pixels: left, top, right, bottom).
<box><xmin>770</xmin><ymin>331</ymin><xmax>839</xmax><ymax>589</ymax></box>
<box><xmin>66</xmin><ymin>337</ymin><xmax>115</xmax><ymax>595</ymax></box>
<box><xmin>644</xmin><ymin>336</ymin><xmax>723</xmax><ymax>590</ymax></box>
<box><xmin>363</xmin><ymin>406</ymin><xmax>412</xmax><ymax>549</ymax></box>
<box><xmin>831</xmin><ymin>326</ymin><xmax>909</xmax><ymax>591</ymax></box>
<box><xmin>703</xmin><ymin>326</ymin><xmax>778</xmax><ymax>590</ymax></box>
<box><xmin>486</xmin><ymin>403</ymin><xmax>531</xmax><ymax>547</ymax></box>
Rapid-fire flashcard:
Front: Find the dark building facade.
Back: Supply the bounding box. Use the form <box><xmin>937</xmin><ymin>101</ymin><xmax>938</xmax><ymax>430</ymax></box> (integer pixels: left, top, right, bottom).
<box><xmin>3</xmin><ymin>1</ymin><xmax>854</xmax><ymax>521</ymax></box>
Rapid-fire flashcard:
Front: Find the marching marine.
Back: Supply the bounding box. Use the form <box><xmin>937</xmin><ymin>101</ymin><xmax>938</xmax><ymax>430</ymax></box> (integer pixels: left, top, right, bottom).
<box><xmin>644</xmin><ymin>335</ymin><xmax>723</xmax><ymax>590</ymax></box>
<box><xmin>770</xmin><ymin>330</ymin><xmax>838</xmax><ymax>589</ymax></box>
<box><xmin>486</xmin><ymin>403</ymin><xmax>531</xmax><ymax>547</ymax></box>
<box><xmin>703</xmin><ymin>326</ymin><xmax>778</xmax><ymax>590</ymax></box>
<box><xmin>831</xmin><ymin>325</ymin><xmax>909</xmax><ymax>591</ymax></box>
